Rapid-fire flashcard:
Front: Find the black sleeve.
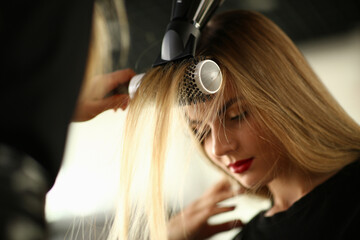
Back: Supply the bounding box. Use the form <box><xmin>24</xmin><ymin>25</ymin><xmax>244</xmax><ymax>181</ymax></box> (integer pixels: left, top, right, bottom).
<box><xmin>0</xmin><ymin>1</ymin><xmax>94</xmax><ymax>239</ymax></box>
<box><xmin>0</xmin><ymin>0</ymin><xmax>94</xmax><ymax>187</ymax></box>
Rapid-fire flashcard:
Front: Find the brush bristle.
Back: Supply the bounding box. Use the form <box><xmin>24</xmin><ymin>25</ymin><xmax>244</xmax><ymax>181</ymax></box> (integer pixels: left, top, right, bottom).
<box><xmin>179</xmin><ymin>56</ymin><xmax>213</xmax><ymax>105</ymax></box>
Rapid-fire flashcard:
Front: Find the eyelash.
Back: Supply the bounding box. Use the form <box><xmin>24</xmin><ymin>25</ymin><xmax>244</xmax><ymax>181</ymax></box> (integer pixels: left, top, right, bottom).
<box><xmin>192</xmin><ymin>111</ymin><xmax>248</xmax><ymax>143</ymax></box>
<box><xmin>230</xmin><ymin>111</ymin><xmax>247</xmax><ymax>121</ymax></box>
<box><xmin>192</xmin><ymin>128</ymin><xmax>210</xmax><ymax>142</ymax></box>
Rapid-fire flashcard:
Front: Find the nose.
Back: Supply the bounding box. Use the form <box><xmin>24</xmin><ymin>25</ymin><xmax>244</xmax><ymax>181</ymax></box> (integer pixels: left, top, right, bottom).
<box><xmin>210</xmin><ymin>121</ymin><xmax>237</xmax><ymax>157</ymax></box>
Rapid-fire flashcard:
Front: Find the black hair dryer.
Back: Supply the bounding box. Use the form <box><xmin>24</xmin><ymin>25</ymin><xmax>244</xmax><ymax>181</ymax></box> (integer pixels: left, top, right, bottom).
<box><xmin>153</xmin><ymin>0</ymin><xmax>224</xmax><ymax>66</ymax></box>
<box><xmin>113</xmin><ymin>0</ymin><xmax>224</xmax><ymax>98</ymax></box>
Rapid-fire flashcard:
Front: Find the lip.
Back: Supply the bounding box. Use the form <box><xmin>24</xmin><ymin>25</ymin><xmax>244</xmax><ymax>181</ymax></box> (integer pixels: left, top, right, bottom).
<box><xmin>227</xmin><ymin>158</ymin><xmax>254</xmax><ymax>174</ymax></box>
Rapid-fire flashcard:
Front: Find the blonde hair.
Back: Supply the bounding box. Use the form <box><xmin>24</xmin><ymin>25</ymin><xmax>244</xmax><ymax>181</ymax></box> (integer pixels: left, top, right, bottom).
<box><xmin>71</xmin><ymin>0</ymin><xmax>130</xmax><ymax>239</ymax></box>
<box><xmin>197</xmin><ymin>10</ymin><xmax>360</xmax><ymax>173</ymax></box>
<box><xmin>109</xmin><ymin>63</ymin><xmax>189</xmax><ymax>239</ymax></box>
<box><xmin>110</xmin><ymin>10</ymin><xmax>360</xmax><ymax>240</ymax></box>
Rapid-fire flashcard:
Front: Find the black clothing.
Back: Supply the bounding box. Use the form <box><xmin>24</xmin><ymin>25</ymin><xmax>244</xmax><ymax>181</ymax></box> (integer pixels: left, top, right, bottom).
<box><xmin>233</xmin><ymin>160</ymin><xmax>360</xmax><ymax>240</ymax></box>
<box><xmin>0</xmin><ymin>145</ymin><xmax>49</xmax><ymax>239</ymax></box>
<box><xmin>1</xmin><ymin>0</ymin><xmax>94</xmax><ymax>186</ymax></box>
<box><xmin>1</xmin><ymin>1</ymin><xmax>94</xmax><ymax>239</ymax></box>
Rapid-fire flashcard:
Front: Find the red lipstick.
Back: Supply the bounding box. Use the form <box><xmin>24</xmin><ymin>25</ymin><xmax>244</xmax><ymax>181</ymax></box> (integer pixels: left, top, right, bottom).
<box><xmin>228</xmin><ymin>158</ymin><xmax>254</xmax><ymax>174</ymax></box>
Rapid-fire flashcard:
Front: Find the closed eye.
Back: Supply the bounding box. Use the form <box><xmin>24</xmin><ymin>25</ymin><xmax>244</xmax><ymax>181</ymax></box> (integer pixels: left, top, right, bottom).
<box><xmin>192</xmin><ymin>127</ymin><xmax>211</xmax><ymax>143</ymax></box>
<box><xmin>230</xmin><ymin>111</ymin><xmax>247</xmax><ymax>121</ymax></box>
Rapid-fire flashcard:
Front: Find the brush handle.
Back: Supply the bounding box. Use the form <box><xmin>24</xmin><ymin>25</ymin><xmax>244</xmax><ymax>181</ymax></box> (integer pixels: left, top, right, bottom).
<box><xmin>105</xmin><ymin>73</ymin><xmax>144</xmax><ymax>99</ymax></box>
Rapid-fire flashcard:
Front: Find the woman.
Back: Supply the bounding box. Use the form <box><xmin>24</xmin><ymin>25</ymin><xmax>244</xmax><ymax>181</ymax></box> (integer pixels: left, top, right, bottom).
<box><xmin>111</xmin><ymin>10</ymin><xmax>360</xmax><ymax>240</ymax></box>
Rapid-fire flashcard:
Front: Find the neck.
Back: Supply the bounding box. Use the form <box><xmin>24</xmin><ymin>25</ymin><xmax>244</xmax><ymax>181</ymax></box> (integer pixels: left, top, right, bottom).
<box><xmin>265</xmin><ymin>167</ymin><xmax>336</xmax><ymax>217</ymax></box>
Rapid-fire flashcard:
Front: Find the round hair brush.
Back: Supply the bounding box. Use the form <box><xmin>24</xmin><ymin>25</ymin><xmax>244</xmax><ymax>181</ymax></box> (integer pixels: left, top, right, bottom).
<box><xmin>179</xmin><ymin>58</ymin><xmax>222</xmax><ymax>104</ymax></box>
<box><xmin>109</xmin><ymin>58</ymin><xmax>222</xmax><ymax>104</ymax></box>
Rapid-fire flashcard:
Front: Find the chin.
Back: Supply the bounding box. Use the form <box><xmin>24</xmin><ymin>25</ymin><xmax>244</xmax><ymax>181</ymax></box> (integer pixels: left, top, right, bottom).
<box><xmin>234</xmin><ymin>173</ymin><xmax>267</xmax><ymax>190</ymax></box>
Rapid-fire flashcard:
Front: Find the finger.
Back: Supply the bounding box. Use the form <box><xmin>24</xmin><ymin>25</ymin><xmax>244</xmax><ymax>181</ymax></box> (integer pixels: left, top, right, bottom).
<box><xmin>213</xmin><ymin>191</ymin><xmax>237</xmax><ymax>204</ymax></box>
<box><xmin>198</xmin><ymin>191</ymin><xmax>235</xmax><ymax>210</ymax></box>
<box><xmin>193</xmin><ymin>203</ymin><xmax>238</xmax><ymax>222</ymax></box>
<box><xmin>205</xmin><ymin>205</ymin><xmax>237</xmax><ymax>218</ymax></box>
<box><xmin>236</xmin><ymin>185</ymin><xmax>247</xmax><ymax>194</ymax></box>
<box><xmin>114</xmin><ymin>95</ymin><xmax>130</xmax><ymax>110</ymax></box>
<box><xmin>205</xmin><ymin>220</ymin><xmax>244</xmax><ymax>238</ymax></box>
<box><xmin>203</xmin><ymin>178</ymin><xmax>232</xmax><ymax>196</ymax></box>
<box><xmin>89</xmin><ymin>95</ymin><xmax>130</xmax><ymax>115</ymax></box>
<box><xmin>105</xmin><ymin>69</ymin><xmax>136</xmax><ymax>92</ymax></box>
<box><xmin>101</xmin><ymin>95</ymin><xmax>130</xmax><ymax>111</ymax></box>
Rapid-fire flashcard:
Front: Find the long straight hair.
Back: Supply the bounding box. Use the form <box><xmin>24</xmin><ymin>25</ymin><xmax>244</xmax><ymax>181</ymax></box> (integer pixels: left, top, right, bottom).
<box><xmin>197</xmin><ymin>10</ymin><xmax>360</xmax><ymax>173</ymax></box>
<box><xmin>110</xmin><ymin>10</ymin><xmax>360</xmax><ymax>240</ymax></box>
<box><xmin>108</xmin><ymin>63</ymin><xmax>191</xmax><ymax>239</ymax></box>
<box><xmin>72</xmin><ymin>1</ymin><xmax>129</xmax><ymax>239</ymax></box>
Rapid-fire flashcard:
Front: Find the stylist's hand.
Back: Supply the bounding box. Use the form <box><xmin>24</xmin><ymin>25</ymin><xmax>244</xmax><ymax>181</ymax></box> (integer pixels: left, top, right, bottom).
<box><xmin>73</xmin><ymin>69</ymin><xmax>136</xmax><ymax>122</ymax></box>
<box><xmin>167</xmin><ymin>179</ymin><xmax>244</xmax><ymax>240</ymax></box>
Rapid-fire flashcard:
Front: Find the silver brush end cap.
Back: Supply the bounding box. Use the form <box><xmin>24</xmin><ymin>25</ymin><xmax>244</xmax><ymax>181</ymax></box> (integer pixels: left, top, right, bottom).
<box><xmin>194</xmin><ymin>60</ymin><xmax>222</xmax><ymax>94</ymax></box>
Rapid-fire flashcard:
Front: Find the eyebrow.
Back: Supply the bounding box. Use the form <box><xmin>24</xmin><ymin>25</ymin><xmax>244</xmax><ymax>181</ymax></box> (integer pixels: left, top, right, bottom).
<box><xmin>218</xmin><ymin>98</ymin><xmax>238</xmax><ymax>116</ymax></box>
<box><xmin>188</xmin><ymin>98</ymin><xmax>239</xmax><ymax>125</ymax></box>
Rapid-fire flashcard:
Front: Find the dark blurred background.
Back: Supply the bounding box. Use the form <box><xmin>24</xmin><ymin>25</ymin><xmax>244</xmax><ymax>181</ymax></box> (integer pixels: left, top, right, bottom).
<box><xmin>121</xmin><ymin>0</ymin><xmax>360</xmax><ymax>73</ymax></box>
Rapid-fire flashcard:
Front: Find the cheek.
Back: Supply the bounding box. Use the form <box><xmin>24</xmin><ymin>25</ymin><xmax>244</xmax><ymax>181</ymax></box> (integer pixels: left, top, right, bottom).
<box><xmin>250</xmin><ymin>134</ymin><xmax>282</xmax><ymax>175</ymax></box>
<box><xmin>203</xmin><ymin>138</ymin><xmax>224</xmax><ymax>168</ymax></box>
<box><xmin>238</xmin><ymin>119</ymin><xmax>274</xmax><ymax>156</ymax></box>
<box><xmin>236</xmin><ymin>128</ymin><xmax>260</xmax><ymax>153</ymax></box>
<box><xmin>203</xmin><ymin>138</ymin><xmax>213</xmax><ymax>159</ymax></box>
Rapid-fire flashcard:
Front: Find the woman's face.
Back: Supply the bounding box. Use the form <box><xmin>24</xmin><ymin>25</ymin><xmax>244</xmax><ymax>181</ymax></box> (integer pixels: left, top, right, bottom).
<box><xmin>186</xmin><ymin>91</ymin><xmax>282</xmax><ymax>189</ymax></box>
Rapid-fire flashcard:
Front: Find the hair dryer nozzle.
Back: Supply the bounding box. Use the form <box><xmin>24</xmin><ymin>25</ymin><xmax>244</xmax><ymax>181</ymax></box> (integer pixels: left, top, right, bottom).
<box><xmin>153</xmin><ymin>0</ymin><xmax>223</xmax><ymax>67</ymax></box>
